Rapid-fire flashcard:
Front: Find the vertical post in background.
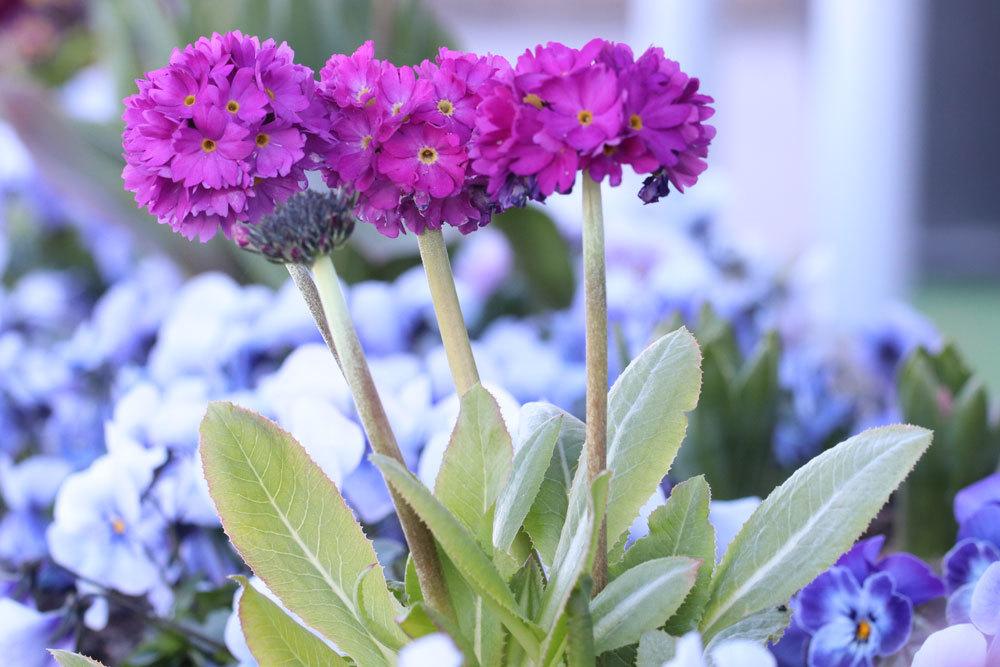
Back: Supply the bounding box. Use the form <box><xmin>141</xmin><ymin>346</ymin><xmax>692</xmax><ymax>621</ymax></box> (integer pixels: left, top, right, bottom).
<box><xmin>809</xmin><ymin>0</ymin><xmax>926</xmax><ymax>324</ymax></box>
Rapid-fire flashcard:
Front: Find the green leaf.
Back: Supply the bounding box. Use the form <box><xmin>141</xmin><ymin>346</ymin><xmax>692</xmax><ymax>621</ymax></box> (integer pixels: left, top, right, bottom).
<box><xmin>398</xmin><ymin>604</ymin><xmax>437</xmax><ymax>639</ymax></box>
<box><xmin>494</xmin><ymin>413</ymin><xmax>563</xmax><ymax>553</ymax></box>
<box><xmin>536</xmin><ymin>497</ymin><xmax>594</xmax><ymax>632</ymax></box>
<box><xmin>700</xmin><ymin>425</ymin><xmax>932</xmax><ymax>638</ymax></box>
<box><xmin>355</xmin><ymin>566</ymin><xmax>407</xmax><ymax>651</ymax></box>
<box><xmin>566</xmin><ymin>577</ymin><xmax>597</xmax><ymax>667</ymax></box>
<box><xmin>373</xmin><ymin>454</ymin><xmax>542</xmax><ymax>658</ymax></box>
<box><xmin>606</xmin><ymin>328</ymin><xmax>702</xmax><ymax>543</ymax></box>
<box><xmin>435</xmin><ymin>384</ymin><xmax>513</xmax><ymax>546</ymax></box>
<box><xmin>199</xmin><ymin>402</ymin><xmax>403</xmax><ymax>666</ymax></box>
<box><xmin>636</xmin><ymin>630</ymin><xmax>677</xmax><ymax>667</ymax></box>
<box><xmin>591</xmin><ymin>557</ymin><xmax>699</xmax><ymax>654</ymax></box>
<box><xmin>615</xmin><ymin>476</ymin><xmax>715</xmax><ymax>633</ymax></box>
<box><xmin>522</xmin><ymin>403</ymin><xmax>586</xmax><ymax>566</ymax></box>
<box><xmin>48</xmin><ymin>652</ymin><xmax>106</xmax><ymax>667</ymax></box>
<box><xmin>702</xmin><ymin>606</ymin><xmax>791</xmax><ymax>655</ymax></box>
<box><xmin>233</xmin><ymin>576</ymin><xmax>348</xmax><ymax>666</ymax></box>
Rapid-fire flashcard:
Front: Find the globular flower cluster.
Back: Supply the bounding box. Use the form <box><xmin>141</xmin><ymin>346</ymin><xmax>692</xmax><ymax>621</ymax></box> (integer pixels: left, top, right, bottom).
<box><xmin>317</xmin><ymin>41</ymin><xmax>511</xmax><ymax>237</ymax></box>
<box><xmin>471</xmin><ymin>39</ymin><xmax>716</xmax><ymax>204</ymax></box>
<box><xmin>122</xmin><ymin>31</ymin><xmax>328</xmax><ymax>241</ymax></box>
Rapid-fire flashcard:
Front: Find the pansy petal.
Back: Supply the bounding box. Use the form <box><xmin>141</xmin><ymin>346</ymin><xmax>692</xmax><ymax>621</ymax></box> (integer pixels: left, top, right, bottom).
<box><xmin>970</xmin><ymin>561</ymin><xmax>1000</xmax><ymax>636</ymax></box>
<box><xmin>796</xmin><ymin>567</ymin><xmax>861</xmax><ymax>633</ymax></box>
<box><xmin>877</xmin><ymin>553</ymin><xmax>945</xmax><ymax>606</ymax></box>
<box><xmin>806</xmin><ymin>616</ymin><xmax>864</xmax><ymax>667</ymax></box>
<box><xmin>954</xmin><ymin>472</ymin><xmax>1000</xmax><ymax>524</ymax></box>
<box><xmin>912</xmin><ymin>624</ymin><xmax>987</xmax><ymax>667</ymax></box>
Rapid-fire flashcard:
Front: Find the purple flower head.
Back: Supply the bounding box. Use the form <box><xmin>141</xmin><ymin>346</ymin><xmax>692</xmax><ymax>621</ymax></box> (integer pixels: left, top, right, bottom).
<box><xmin>835</xmin><ymin>535</ymin><xmax>945</xmax><ymax>606</ymax></box>
<box><xmin>955</xmin><ymin>472</ymin><xmax>1000</xmax><ymax>547</ymax></box>
<box><xmin>122</xmin><ymin>31</ymin><xmax>325</xmax><ymax>242</ymax></box>
<box><xmin>321</xmin><ymin>43</ymin><xmax>511</xmax><ymax>237</ymax></box>
<box><xmin>471</xmin><ymin>38</ymin><xmax>714</xmax><ymax>203</ymax></box>
<box><xmin>795</xmin><ymin>567</ymin><xmax>912</xmax><ymax>667</ymax></box>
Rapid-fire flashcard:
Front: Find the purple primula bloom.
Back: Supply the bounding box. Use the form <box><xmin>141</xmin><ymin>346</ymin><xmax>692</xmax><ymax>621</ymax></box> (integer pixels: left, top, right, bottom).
<box><xmin>955</xmin><ymin>472</ymin><xmax>1000</xmax><ymax>547</ymax></box>
<box><xmin>123</xmin><ymin>31</ymin><xmax>326</xmax><ymax>241</ymax></box>
<box><xmin>471</xmin><ymin>38</ymin><xmax>714</xmax><ymax>203</ymax></box>
<box><xmin>836</xmin><ymin>535</ymin><xmax>945</xmax><ymax>606</ymax></box>
<box><xmin>320</xmin><ymin>42</ymin><xmax>511</xmax><ymax>237</ymax></box>
<box><xmin>0</xmin><ymin>598</ymin><xmax>74</xmax><ymax>667</ymax></box>
<box><xmin>795</xmin><ymin>568</ymin><xmax>912</xmax><ymax>667</ymax></box>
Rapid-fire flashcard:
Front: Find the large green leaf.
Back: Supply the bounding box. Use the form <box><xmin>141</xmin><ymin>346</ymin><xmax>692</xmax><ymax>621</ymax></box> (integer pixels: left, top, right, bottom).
<box><xmin>436</xmin><ymin>384</ymin><xmax>513</xmax><ymax>546</ymax></box>
<box><xmin>606</xmin><ymin>328</ymin><xmax>702</xmax><ymax>543</ymax></box>
<box><xmin>591</xmin><ymin>557</ymin><xmax>699</xmax><ymax>654</ymax></box>
<box><xmin>614</xmin><ymin>476</ymin><xmax>715</xmax><ymax>633</ymax></box>
<box><xmin>373</xmin><ymin>454</ymin><xmax>543</xmax><ymax>658</ymax></box>
<box><xmin>700</xmin><ymin>425</ymin><xmax>932</xmax><ymax>638</ymax></box>
<box><xmin>48</xmin><ymin>652</ymin><xmax>105</xmax><ymax>667</ymax></box>
<box><xmin>522</xmin><ymin>403</ymin><xmax>587</xmax><ymax>566</ymax></box>
<box><xmin>565</xmin><ymin>577</ymin><xmax>597</xmax><ymax>667</ymax></box>
<box><xmin>200</xmin><ymin>403</ymin><xmax>403</xmax><ymax>666</ymax></box>
<box><xmin>494</xmin><ymin>413</ymin><xmax>563</xmax><ymax>553</ymax></box>
<box><xmin>234</xmin><ymin>576</ymin><xmax>348</xmax><ymax>666</ymax></box>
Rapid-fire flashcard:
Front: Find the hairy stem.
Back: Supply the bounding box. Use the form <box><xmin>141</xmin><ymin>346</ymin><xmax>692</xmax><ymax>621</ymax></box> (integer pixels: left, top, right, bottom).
<box><xmin>582</xmin><ymin>174</ymin><xmax>609</xmax><ymax>594</ymax></box>
<box><xmin>417</xmin><ymin>229</ymin><xmax>480</xmax><ymax>395</ymax></box>
<box><xmin>286</xmin><ymin>264</ymin><xmax>339</xmax><ymax>365</ymax></box>
<box><xmin>311</xmin><ymin>254</ymin><xmax>454</xmax><ymax>620</ymax></box>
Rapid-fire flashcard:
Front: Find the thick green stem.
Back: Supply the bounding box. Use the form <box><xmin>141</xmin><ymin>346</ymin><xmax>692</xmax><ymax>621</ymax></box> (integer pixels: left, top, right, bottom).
<box><xmin>311</xmin><ymin>254</ymin><xmax>454</xmax><ymax>620</ymax></box>
<box><xmin>582</xmin><ymin>174</ymin><xmax>609</xmax><ymax>594</ymax></box>
<box><xmin>417</xmin><ymin>229</ymin><xmax>480</xmax><ymax>395</ymax></box>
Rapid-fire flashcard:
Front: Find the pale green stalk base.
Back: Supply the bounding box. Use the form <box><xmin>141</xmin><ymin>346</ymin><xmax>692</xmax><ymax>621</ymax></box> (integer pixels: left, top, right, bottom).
<box><xmin>417</xmin><ymin>229</ymin><xmax>480</xmax><ymax>395</ymax></box>
<box><xmin>582</xmin><ymin>174</ymin><xmax>609</xmax><ymax>594</ymax></box>
<box><xmin>311</xmin><ymin>254</ymin><xmax>454</xmax><ymax>620</ymax></box>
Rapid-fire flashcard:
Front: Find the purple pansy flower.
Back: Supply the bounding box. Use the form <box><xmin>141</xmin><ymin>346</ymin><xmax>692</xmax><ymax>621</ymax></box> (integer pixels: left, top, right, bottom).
<box><xmin>795</xmin><ymin>568</ymin><xmax>912</xmax><ymax>667</ymax></box>
<box><xmin>944</xmin><ymin>539</ymin><xmax>1000</xmax><ymax>624</ymax></box>
<box><xmin>913</xmin><ymin>561</ymin><xmax>1000</xmax><ymax>666</ymax></box>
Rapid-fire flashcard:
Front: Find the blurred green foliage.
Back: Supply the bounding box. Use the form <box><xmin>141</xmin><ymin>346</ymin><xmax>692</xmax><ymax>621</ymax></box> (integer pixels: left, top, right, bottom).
<box><xmin>672</xmin><ymin>306</ymin><xmax>784</xmax><ymax>499</ymax></box>
<box><xmin>896</xmin><ymin>343</ymin><xmax>1000</xmax><ymax>556</ymax></box>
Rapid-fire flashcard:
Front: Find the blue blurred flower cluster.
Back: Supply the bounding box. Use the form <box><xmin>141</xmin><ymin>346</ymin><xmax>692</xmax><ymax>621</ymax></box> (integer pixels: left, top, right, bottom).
<box><xmin>0</xmin><ymin>125</ymin><xmax>942</xmax><ymax>663</ymax></box>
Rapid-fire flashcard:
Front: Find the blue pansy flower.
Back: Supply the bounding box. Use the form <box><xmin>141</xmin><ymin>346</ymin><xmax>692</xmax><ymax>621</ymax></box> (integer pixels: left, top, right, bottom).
<box><xmin>795</xmin><ymin>568</ymin><xmax>911</xmax><ymax>666</ymax></box>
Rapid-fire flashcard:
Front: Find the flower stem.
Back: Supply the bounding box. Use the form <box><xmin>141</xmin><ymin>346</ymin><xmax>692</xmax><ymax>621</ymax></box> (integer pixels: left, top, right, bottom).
<box><xmin>582</xmin><ymin>174</ymin><xmax>609</xmax><ymax>594</ymax></box>
<box><xmin>286</xmin><ymin>264</ymin><xmax>339</xmax><ymax>365</ymax></box>
<box><xmin>311</xmin><ymin>254</ymin><xmax>454</xmax><ymax>620</ymax></box>
<box><xmin>417</xmin><ymin>228</ymin><xmax>480</xmax><ymax>395</ymax></box>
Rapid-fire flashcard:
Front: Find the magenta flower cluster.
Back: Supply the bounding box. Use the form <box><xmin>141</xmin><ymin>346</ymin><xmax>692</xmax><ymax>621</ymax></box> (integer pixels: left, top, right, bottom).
<box><xmin>123</xmin><ymin>33</ymin><xmax>715</xmax><ymax>243</ymax></box>
<box><xmin>122</xmin><ymin>32</ymin><xmax>327</xmax><ymax>241</ymax></box>
<box><xmin>471</xmin><ymin>39</ymin><xmax>715</xmax><ymax>205</ymax></box>
<box><xmin>316</xmin><ymin>42</ymin><xmax>510</xmax><ymax>237</ymax></box>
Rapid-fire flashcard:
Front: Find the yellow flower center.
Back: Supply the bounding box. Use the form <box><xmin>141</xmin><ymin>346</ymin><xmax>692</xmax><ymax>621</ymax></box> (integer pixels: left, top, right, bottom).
<box><xmin>418</xmin><ymin>146</ymin><xmax>439</xmax><ymax>165</ymax></box>
<box><xmin>255</xmin><ymin>133</ymin><xmax>270</xmax><ymax>147</ymax></box>
<box><xmin>226</xmin><ymin>99</ymin><xmax>240</xmax><ymax>114</ymax></box>
<box><xmin>577</xmin><ymin>109</ymin><xmax>594</xmax><ymax>126</ymax></box>
<box><xmin>183</xmin><ymin>94</ymin><xmax>196</xmax><ymax>107</ymax></box>
<box><xmin>356</xmin><ymin>85</ymin><xmax>371</xmax><ymax>101</ymax></box>
<box><xmin>253</xmin><ymin>176</ymin><xmax>264</xmax><ymax>186</ymax></box>
<box><xmin>201</xmin><ymin>138</ymin><xmax>217</xmax><ymax>153</ymax></box>
<box><xmin>523</xmin><ymin>93</ymin><xmax>544</xmax><ymax>109</ymax></box>
<box><xmin>111</xmin><ymin>517</ymin><xmax>126</xmax><ymax>535</ymax></box>
<box><xmin>855</xmin><ymin>620</ymin><xmax>871</xmax><ymax>642</ymax></box>
<box><xmin>391</xmin><ymin>101</ymin><xmax>404</xmax><ymax>116</ymax></box>
<box><xmin>602</xmin><ymin>144</ymin><xmax>616</xmax><ymax>157</ymax></box>
<box><xmin>437</xmin><ymin>99</ymin><xmax>455</xmax><ymax>116</ymax></box>
<box><xmin>265</xmin><ymin>87</ymin><xmax>275</xmax><ymax>100</ymax></box>
<box><xmin>360</xmin><ymin>134</ymin><xmax>373</xmax><ymax>150</ymax></box>
<box><xmin>629</xmin><ymin>113</ymin><xmax>643</xmax><ymax>131</ymax></box>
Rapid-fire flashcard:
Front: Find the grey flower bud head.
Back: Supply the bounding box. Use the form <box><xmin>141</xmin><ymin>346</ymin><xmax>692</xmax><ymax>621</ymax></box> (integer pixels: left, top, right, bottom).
<box><xmin>236</xmin><ymin>189</ymin><xmax>356</xmax><ymax>265</ymax></box>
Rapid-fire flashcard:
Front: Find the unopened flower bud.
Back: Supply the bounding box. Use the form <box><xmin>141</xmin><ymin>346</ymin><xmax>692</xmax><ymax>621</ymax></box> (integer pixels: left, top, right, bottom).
<box><xmin>236</xmin><ymin>189</ymin><xmax>356</xmax><ymax>265</ymax></box>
